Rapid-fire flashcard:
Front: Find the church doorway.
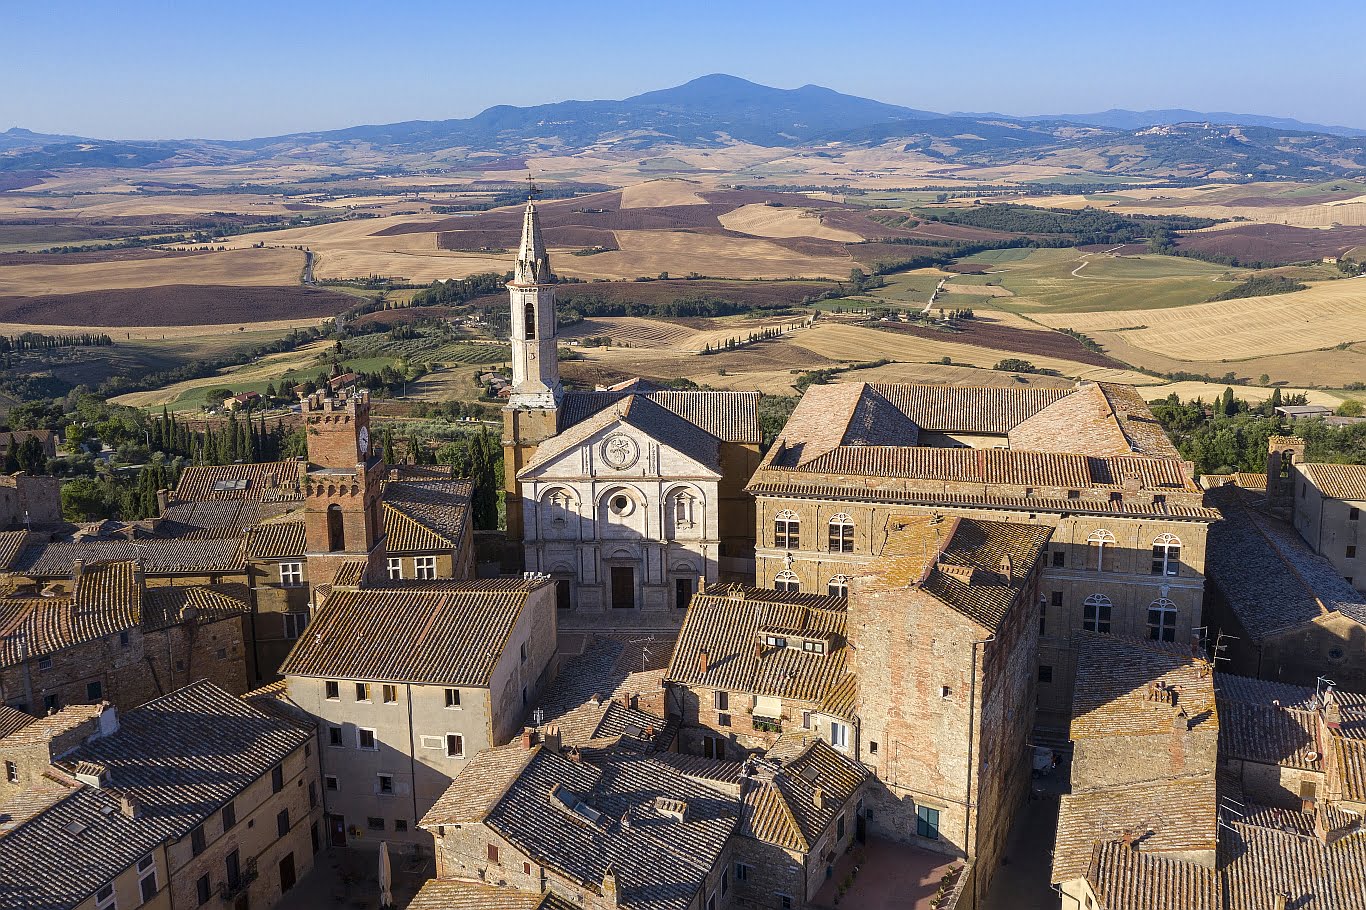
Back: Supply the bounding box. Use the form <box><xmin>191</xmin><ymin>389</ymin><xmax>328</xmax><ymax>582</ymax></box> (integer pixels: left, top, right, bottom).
<box><xmin>611</xmin><ymin>566</ymin><xmax>635</xmax><ymax>610</ymax></box>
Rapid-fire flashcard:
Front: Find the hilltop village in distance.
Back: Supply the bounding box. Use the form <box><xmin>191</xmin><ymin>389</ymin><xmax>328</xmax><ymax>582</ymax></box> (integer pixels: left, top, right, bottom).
<box><xmin>5</xmin><ymin>3</ymin><xmax>1366</xmax><ymax>899</ymax></box>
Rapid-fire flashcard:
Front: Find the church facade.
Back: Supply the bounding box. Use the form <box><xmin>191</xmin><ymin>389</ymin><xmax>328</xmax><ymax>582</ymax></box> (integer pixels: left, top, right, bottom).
<box><xmin>500</xmin><ymin>197</ymin><xmax>761</xmax><ymax>629</ymax></box>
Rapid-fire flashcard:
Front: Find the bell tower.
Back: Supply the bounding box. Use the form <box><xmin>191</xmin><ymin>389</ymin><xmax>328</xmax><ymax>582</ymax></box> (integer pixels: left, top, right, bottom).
<box><xmin>302</xmin><ymin>388</ymin><xmax>387</xmax><ymax>598</ymax></box>
<box><xmin>503</xmin><ymin>186</ymin><xmax>563</xmax><ymax>549</ymax></box>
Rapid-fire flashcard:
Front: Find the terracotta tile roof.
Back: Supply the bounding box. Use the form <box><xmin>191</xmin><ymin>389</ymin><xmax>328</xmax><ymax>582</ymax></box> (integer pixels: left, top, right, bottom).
<box><xmin>421</xmin><ymin>742</ymin><xmax>540</xmax><ymax>825</ymax></box>
<box><xmin>11</xmin><ymin>537</ymin><xmax>245</xmax><ymax>577</ymax></box>
<box><xmin>173</xmin><ymin>460</ymin><xmax>306</xmax><ymax>502</ymax></box>
<box><xmin>383</xmin><ymin>478</ymin><xmax>472</xmax><ymax>553</ymax></box>
<box><xmin>1221</xmin><ymin>817</ymin><xmax>1366</xmax><ymax>910</ymax></box>
<box><xmin>0</xmin><ymin>531</ymin><xmax>28</xmax><ymax>570</ymax></box>
<box><xmin>1070</xmin><ymin>633</ymin><xmax>1217</xmax><ymax>739</ymax></box>
<box><xmin>140</xmin><ymin>584</ymin><xmax>249</xmax><ymax>630</ymax></box>
<box><xmin>407</xmin><ymin>880</ymin><xmax>576</xmax><ymax>910</ymax></box>
<box><xmin>1213</xmin><ymin>674</ymin><xmax>1366</xmax><ymax>715</ymax></box>
<box><xmin>0</xmin><ymin>704</ymin><xmax>105</xmax><ymax>746</ymax></box>
<box><xmin>159</xmin><ymin>499</ymin><xmax>297</xmax><ymax>531</ymax></box>
<box><xmin>819</xmin><ymin>673</ymin><xmax>857</xmax><ymax>719</ymax></box>
<box><xmin>1206</xmin><ymin>486</ymin><xmax>1366</xmax><ymax>638</ymax></box>
<box><xmin>0</xmin><ymin>772</ymin><xmax>78</xmax><ymax>837</ymax></box>
<box><xmin>740</xmin><ymin>737</ymin><xmax>869</xmax><ymax>852</ymax></box>
<box><xmin>1301</xmin><ymin>462</ymin><xmax>1366</xmax><ymax>502</ymax></box>
<box><xmin>867</xmin><ymin>382</ymin><xmax>1071</xmax><ymax>435</ymax></box>
<box><xmin>242</xmin><ymin>519</ymin><xmax>305</xmax><ymax>560</ymax></box>
<box><xmin>1087</xmin><ymin>841</ymin><xmax>1221</xmax><ymax>910</ymax></box>
<box><xmin>1053</xmin><ymin>778</ymin><xmax>1219</xmax><ymax>885</ymax></box>
<box><xmin>0</xmin><ymin>682</ymin><xmax>309</xmax><ymax>909</ymax></box>
<box><xmin>279</xmin><ymin>578</ymin><xmax>552</xmax><ymax>686</ymax></box>
<box><xmin>745</xmin><ymin>480</ymin><xmax>1218</xmax><ymax>520</ymax></box>
<box><xmin>666</xmin><ymin>584</ymin><xmax>849</xmax><ymax>705</ymax></box>
<box><xmin>0</xmin><ymin>704</ymin><xmax>33</xmax><ymax>740</ymax></box>
<box><xmin>447</xmin><ymin>746</ymin><xmax>739</xmax><ymax>910</ymax></box>
<box><xmin>560</xmin><ymin>390</ymin><xmax>760</xmax><ymax>444</ymax></box>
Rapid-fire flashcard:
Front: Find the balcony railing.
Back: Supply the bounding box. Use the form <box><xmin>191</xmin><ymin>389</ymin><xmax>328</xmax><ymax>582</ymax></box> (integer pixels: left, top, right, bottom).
<box><xmin>752</xmin><ymin>716</ymin><xmax>782</xmax><ymax>733</ymax></box>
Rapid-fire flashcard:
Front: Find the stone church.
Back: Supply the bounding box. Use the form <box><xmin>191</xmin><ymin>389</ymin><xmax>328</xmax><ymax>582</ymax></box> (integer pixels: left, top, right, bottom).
<box><xmin>501</xmin><ymin>197</ymin><xmax>761</xmax><ymax>628</ymax></box>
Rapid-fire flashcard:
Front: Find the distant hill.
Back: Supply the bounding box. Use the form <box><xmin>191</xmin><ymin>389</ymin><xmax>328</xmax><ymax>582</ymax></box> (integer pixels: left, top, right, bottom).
<box><xmin>6</xmin><ymin>76</ymin><xmax>1366</xmax><ymax>180</ymax></box>
<box><xmin>1009</xmin><ymin>108</ymin><xmax>1366</xmax><ymax>138</ymax></box>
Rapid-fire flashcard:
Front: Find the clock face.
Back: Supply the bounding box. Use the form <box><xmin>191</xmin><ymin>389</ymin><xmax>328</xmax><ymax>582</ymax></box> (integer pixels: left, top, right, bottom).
<box><xmin>359</xmin><ymin>426</ymin><xmax>370</xmax><ymax>458</ymax></box>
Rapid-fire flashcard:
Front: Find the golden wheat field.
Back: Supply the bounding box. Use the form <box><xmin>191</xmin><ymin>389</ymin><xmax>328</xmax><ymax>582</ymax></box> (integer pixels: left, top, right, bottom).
<box><xmin>557</xmin><ymin>230</ymin><xmax>851</xmax><ymax>281</ymax></box>
<box><xmin>618</xmin><ymin>178</ymin><xmax>711</xmax><ymax>208</ymax></box>
<box><xmin>0</xmin><ymin>247</ymin><xmax>305</xmax><ymax>295</ymax></box>
<box><xmin>1036</xmin><ymin>279</ymin><xmax>1366</xmax><ymax>360</ymax></box>
<box><xmin>787</xmin><ymin>322</ymin><xmax>1150</xmax><ymax>383</ymax></box>
<box><xmin>717</xmin><ymin>204</ymin><xmax>865</xmax><ymax>241</ymax></box>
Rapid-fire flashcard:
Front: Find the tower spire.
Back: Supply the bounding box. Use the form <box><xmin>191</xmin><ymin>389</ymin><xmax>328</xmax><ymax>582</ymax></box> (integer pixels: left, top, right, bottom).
<box><xmin>515</xmin><ymin>195</ymin><xmax>552</xmax><ymax>286</ymax></box>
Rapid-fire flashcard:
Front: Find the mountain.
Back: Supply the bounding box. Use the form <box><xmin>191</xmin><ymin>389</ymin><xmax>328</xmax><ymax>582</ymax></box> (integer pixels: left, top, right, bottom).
<box><xmin>958</xmin><ymin>108</ymin><xmax>1366</xmax><ymax>137</ymax></box>
<box><xmin>5</xmin><ymin>76</ymin><xmax>1366</xmax><ymax>179</ymax></box>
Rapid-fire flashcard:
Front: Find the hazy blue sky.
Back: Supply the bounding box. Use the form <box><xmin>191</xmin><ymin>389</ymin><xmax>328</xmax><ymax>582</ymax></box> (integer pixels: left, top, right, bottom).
<box><xmin>5</xmin><ymin>0</ymin><xmax>1365</xmax><ymax>138</ymax></box>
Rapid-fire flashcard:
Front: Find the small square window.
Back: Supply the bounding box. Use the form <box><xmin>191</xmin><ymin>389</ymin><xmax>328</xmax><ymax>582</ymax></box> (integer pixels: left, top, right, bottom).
<box><xmin>713</xmin><ymin>690</ymin><xmax>728</xmax><ymax>711</ymax></box>
<box><xmin>395</xmin><ymin>819</ymin><xmax>408</xmax><ymax>832</ymax></box>
<box><xmin>358</xmin><ymin>728</ymin><xmax>377</xmax><ymax>750</ymax></box>
<box><xmin>1051</xmin><ymin>551</ymin><xmax>1065</xmax><ymax>568</ymax></box>
<box><xmin>382</xmin><ymin>684</ymin><xmax>398</xmax><ymax>704</ymax></box>
<box><xmin>367</xmin><ymin>817</ymin><xmax>385</xmax><ymax>831</ymax></box>
<box><xmin>325</xmin><ymin>775</ymin><xmax>339</xmax><ymax>791</ymax></box>
<box><xmin>870</xmin><ymin>741</ymin><xmax>879</xmax><ymax>754</ymax></box>
<box><xmin>717</xmin><ymin>712</ymin><xmax>731</xmax><ymax>727</ymax></box>
<box><xmin>328</xmin><ymin>726</ymin><xmax>343</xmax><ymax>747</ymax></box>
<box><xmin>1038</xmin><ymin>665</ymin><xmax>1054</xmax><ymax>684</ymax></box>
<box><xmin>387</xmin><ymin>557</ymin><xmax>403</xmax><ymax>580</ymax></box>
<box><xmin>37</xmin><ymin>656</ymin><xmax>52</xmax><ymax>672</ymax></box>
<box><xmin>446</xmin><ymin>734</ymin><xmax>464</xmax><ymax>758</ymax></box>
<box><xmin>1050</xmin><ymin>591</ymin><xmax>1063</xmax><ymax>607</ymax></box>
<box><xmin>86</xmin><ymin>680</ymin><xmax>103</xmax><ymax>701</ymax></box>
<box><xmin>444</xmin><ymin>688</ymin><xmax>461</xmax><ymax>708</ymax></box>
<box><xmin>1348</xmin><ymin>546</ymin><xmax>1358</xmax><ymax>559</ymax></box>
<box><xmin>414</xmin><ymin>556</ymin><xmax>437</xmax><ymax>580</ymax></box>
<box><xmin>1349</xmin><ymin>507</ymin><xmax>1360</xmax><ymax>521</ymax></box>
<box><xmin>378</xmin><ymin>774</ymin><xmax>394</xmax><ymax>795</ymax></box>
<box><xmin>279</xmin><ymin>562</ymin><xmax>304</xmax><ymax>586</ymax></box>
<box><xmin>355</xmin><ymin>682</ymin><xmax>371</xmax><ymax>702</ymax></box>
<box><xmin>325</xmin><ymin>680</ymin><xmax>340</xmax><ymax>700</ymax></box>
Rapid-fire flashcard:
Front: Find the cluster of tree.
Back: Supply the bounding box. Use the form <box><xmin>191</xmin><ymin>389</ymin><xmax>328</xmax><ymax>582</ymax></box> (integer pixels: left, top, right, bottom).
<box><xmin>1207</xmin><ymin>274</ymin><xmax>1308</xmax><ymax>302</ymax></box>
<box><xmin>700</xmin><ymin>325</ymin><xmax>790</xmax><ymax>354</ymax></box>
<box><xmin>558</xmin><ymin>293</ymin><xmax>761</xmax><ymax>320</ymax></box>
<box><xmin>2</xmin><ymin>435</ymin><xmax>51</xmax><ymax>474</ymax></box>
<box><xmin>148</xmin><ymin>408</ymin><xmax>297</xmax><ymax>465</ymax></box>
<box><xmin>393</xmin><ymin>427</ymin><xmax>501</xmax><ymax>530</ymax></box>
<box><xmin>0</xmin><ymin>332</ymin><xmax>113</xmax><ymax>353</ymax></box>
<box><xmin>1149</xmin><ymin>391</ymin><xmax>1366</xmax><ymax>474</ymax></box>
<box><xmin>994</xmin><ymin>358</ymin><xmax>1057</xmax><ymax>375</ymax></box>
<box><xmin>921</xmin><ymin>204</ymin><xmax>1218</xmax><ymax>245</ymax></box>
<box><xmin>399</xmin><ymin>273</ymin><xmax>505</xmax><ymax>311</ymax></box>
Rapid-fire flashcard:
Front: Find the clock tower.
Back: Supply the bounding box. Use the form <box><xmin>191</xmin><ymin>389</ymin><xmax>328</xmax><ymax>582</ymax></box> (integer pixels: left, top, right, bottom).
<box><xmin>503</xmin><ymin>192</ymin><xmax>563</xmax><ymax>549</ymax></box>
<box><xmin>302</xmin><ymin>388</ymin><xmax>387</xmax><ymax>597</ymax></box>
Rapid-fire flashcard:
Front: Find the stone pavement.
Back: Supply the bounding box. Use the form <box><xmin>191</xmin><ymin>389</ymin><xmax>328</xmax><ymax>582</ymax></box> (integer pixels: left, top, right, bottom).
<box><xmin>811</xmin><ymin>837</ymin><xmax>962</xmax><ymax>909</ymax></box>
<box><xmin>275</xmin><ymin>846</ymin><xmax>432</xmax><ymax>910</ymax></box>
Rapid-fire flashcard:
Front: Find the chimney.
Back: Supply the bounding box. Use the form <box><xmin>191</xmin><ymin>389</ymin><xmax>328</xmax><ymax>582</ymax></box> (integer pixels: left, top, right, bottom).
<box><xmin>813</xmin><ymin>787</ymin><xmax>825</xmax><ymax>811</ymax></box>
<box><xmin>521</xmin><ymin>728</ymin><xmax>535</xmax><ymax>750</ymax></box>
<box><xmin>755</xmin><ymin>640</ymin><xmax>765</xmax><ymax>660</ymax></box>
<box><xmin>119</xmin><ymin>793</ymin><xmax>142</xmax><ymax>819</ymax></box>
<box><xmin>698</xmin><ymin>649</ymin><xmax>709</xmax><ymax>675</ymax></box>
<box><xmin>1322</xmin><ymin>688</ymin><xmax>1342</xmax><ymax>730</ymax></box>
<box><xmin>1172</xmin><ymin>708</ymin><xmax>1190</xmax><ymax>733</ymax></box>
<box><xmin>1271</xmin><ymin>893</ymin><xmax>1288</xmax><ymax>910</ymax></box>
<box><xmin>71</xmin><ymin>559</ymin><xmax>85</xmax><ymax>586</ymax></box>
<box><xmin>155</xmin><ymin>489</ymin><xmax>170</xmax><ymax>514</ymax></box>
<box><xmin>1120</xmin><ymin>829</ymin><xmax>1136</xmax><ymax>850</ymax></box>
<box><xmin>601</xmin><ymin>867</ymin><xmax>619</xmax><ymax>908</ymax></box>
<box><xmin>543</xmin><ymin>725</ymin><xmax>562</xmax><ymax>754</ymax></box>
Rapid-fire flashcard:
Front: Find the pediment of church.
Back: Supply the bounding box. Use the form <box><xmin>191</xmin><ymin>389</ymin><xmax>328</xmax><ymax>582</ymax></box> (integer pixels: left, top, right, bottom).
<box><xmin>518</xmin><ymin>407</ymin><xmax>721</xmax><ymax>482</ymax></box>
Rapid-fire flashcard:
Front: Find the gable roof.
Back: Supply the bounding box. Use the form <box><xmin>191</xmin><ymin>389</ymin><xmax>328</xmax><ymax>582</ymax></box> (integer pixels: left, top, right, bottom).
<box><xmin>172</xmin><ymin>460</ymin><xmax>306</xmax><ymax>503</ymax></box>
<box><xmin>383</xmin><ymin>478</ymin><xmax>473</xmax><ymax>552</ymax></box>
<box><xmin>279</xmin><ymin>578</ymin><xmax>551</xmax><ymax>686</ymax></box>
<box><xmin>559</xmin><ymin>390</ymin><xmax>760</xmax><ymax>444</ymax></box>
<box><xmin>10</xmin><ymin>537</ymin><xmax>245</xmax><ymax>577</ymax></box>
<box><xmin>666</xmin><ymin>584</ymin><xmax>849</xmax><ymax>705</ymax></box>
<box><xmin>521</xmin><ymin>394</ymin><xmax>721</xmax><ymax>478</ymax></box>
<box><xmin>0</xmin><ymin>682</ymin><xmax>310</xmax><ymax>910</ymax></box>
<box><xmin>1300</xmin><ymin>462</ymin><xmax>1366</xmax><ymax>502</ymax></box>
<box><xmin>740</xmin><ymin>737</ymin><xmax>869</xmax><ymax>852</ymax></box>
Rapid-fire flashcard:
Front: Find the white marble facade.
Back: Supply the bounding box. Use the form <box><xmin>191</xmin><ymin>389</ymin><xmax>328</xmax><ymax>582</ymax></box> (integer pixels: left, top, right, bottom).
<box><xmin>518</xmin><ymin>417</ymin><xmax>720</xmax><ymax>625</ymax></box>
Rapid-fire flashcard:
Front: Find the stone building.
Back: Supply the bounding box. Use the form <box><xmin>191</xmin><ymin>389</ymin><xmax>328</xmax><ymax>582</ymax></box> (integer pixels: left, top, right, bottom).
<box><xmin>1052</xmin><ymin>632</ymin><xmax>1366</xmax><ymax>910</ymax></box>
<box><xmin>849</xmin><ymin>514</ymin><xmax>1051</xmax><ymax>907</ymax></box>
<box><xmin>0</xmin><ymin>471</ymin><xmax>60</xmax><ymax>530</ymax></box>
<box><xmin>1203</xmin><ymin>483</ymin><xmax>1366</xmax><ymax>691</ymax></box>
<box><xmin>0</xmin><ymin>559</ymin><xmax>250</xmax><ymax>715</ymax></box>
<box><xmin>664</xmin><ymin>584</ymin><xmax>852</xmax><ymax>761</ymax></box>
<box><xmin>0</xmin><ymin>680</ymin><xmax>321</xmax><ymax>910</ymax></box>
<box><xmin>1266</xmin><ymin>434</ymin><xmax>1366</xmax><ymax>593</ymax></box>
<box><xmin>500</xmin><ymin>198</ymin><xmax>761</xmax><ymax>628</ymax></box>
<box><xmin>419</xmin><ymin>738</ymin><xmax>739</xmax><ymax>910</ymax></box>
<box><xmin>278</xmin><ymin>576</ymin><xmax>557</xmax><ymax>851</ymax></box>
<box><xmin>746</xmin><ymin>381</ymin><xmax>1215</xmax><ymax>725</ymax></box>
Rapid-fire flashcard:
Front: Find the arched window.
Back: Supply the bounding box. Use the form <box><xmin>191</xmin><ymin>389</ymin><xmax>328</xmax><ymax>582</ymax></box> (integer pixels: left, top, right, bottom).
<box><xmin>775</xmin><ymin>570</ymin><xmax>800</xmax><ymax>593</ymax></box>
<box><xmin>828</xmin><ymin>513</ymin><xmax>854</xmax><ymax>553</ymax></box>
<box><xmin>1086</xmin><ymin>529</ymin><xmax>1117</xmax><ymax>572</ymax></box>
<box><xmin>1151</xmin><ymin>534</ymin><xmax>1181</xmax><ymax>577</ymax></box>
<box><xmin>1082</xmin><ymin>594</ymin><xmax>1112</xmax><ymax>633</ymax></box>
<box><xmin>828</xmin><ymin>575</ymin><xmax>850</xmax><ymax>598</ymax></box>
<box><xmin>524</xmin><ymin>301</ymin><xmax>536</xmax><ymax>340</ymax></box>
<box><xmin>774</xmin><ymin>510</ymin><xmax>800</xmax><ymax>549</ymax></box>
<box><xmin>1148</xmin><ymin>599</ymin><xmax>1177</xmax><ymax>643</ymax></box>
<box><xmin>326</xmin><ymin>503</ymin><xmax>345</xmax><ymax>552</ymax></box>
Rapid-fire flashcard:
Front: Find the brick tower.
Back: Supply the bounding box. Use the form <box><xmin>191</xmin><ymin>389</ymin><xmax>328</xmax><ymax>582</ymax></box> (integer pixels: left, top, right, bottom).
<box><xmin>502</xmin><ymin>191</ymin><xmax>562</xmax><ymax>549</ymax></box>
<box><xmin>302</xmin><ymin>389</ymin><xmax>387</xmax><ymax>599</ymax></box>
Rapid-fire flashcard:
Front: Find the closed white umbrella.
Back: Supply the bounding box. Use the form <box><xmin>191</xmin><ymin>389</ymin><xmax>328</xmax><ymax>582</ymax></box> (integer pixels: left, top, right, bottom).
<box><xmin>378</xmin><ymin>841</ymin><xmax>393</xmax><ymax>910</ymax></box>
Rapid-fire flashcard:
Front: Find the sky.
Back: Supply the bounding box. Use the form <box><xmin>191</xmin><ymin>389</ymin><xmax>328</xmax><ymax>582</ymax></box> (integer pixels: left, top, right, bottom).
<box><xmin>4</xmin><ymin>0</ymin><xmax>1366</xmax><ymax>139</ymax></box>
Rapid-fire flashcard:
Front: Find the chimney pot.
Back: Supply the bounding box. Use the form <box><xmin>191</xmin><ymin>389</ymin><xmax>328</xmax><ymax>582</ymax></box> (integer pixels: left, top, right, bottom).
<box><xmin>698</xmin><ymin>649</ymin><xmax>709</xmax><ymax>675</ymax></box>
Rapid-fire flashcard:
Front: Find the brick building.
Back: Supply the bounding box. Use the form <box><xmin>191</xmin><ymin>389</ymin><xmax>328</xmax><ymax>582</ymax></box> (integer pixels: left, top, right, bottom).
<box><xmin>1052</xmin><ymin>632</ymin><xmax>1366</xmax><ymax>910</ymax></box>
<box><xmin>0</xmin><ymin>471</ymin><xmax>60</xmax><ymax>530</ymax></box>
<box><xmin>278</xmin><ymin>576</ymin><xmax>557</xmax><ymax>852</ymax></box>
<box><xmin>1203</xmin><ymin>483</ymin><xmax>1366</xmax><ymax>691</ymax></box>
<box><xmin>0</xmin><ymin>559</ymin><xmax>250</xmax><ymax>715</ymax></box>
<box><xmin>1264</xmin><ymin>433</ymin><xmax>1366</xmax><ymax>594</ymax></box>
<box><xmin>419</xmin><ymin>739</ymin><xmax>739</xmax><ymax>910</ymax></box>
<box><xmin>746</xmin><ymin>381</ymin><xmax>1214</xmax><ymax>726</ymax></box>
<box><xmin>0</xmin><ymin>681</ymin><xmax>321</xmax><ymax>910</ymax></box>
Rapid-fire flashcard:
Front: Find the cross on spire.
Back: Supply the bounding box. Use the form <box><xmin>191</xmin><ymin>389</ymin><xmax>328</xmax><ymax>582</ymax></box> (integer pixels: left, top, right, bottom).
<box><xmin>526</xmin><ymin>173</ymin><xmax>540</xmax><ymax>201</ymax></box>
